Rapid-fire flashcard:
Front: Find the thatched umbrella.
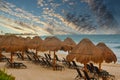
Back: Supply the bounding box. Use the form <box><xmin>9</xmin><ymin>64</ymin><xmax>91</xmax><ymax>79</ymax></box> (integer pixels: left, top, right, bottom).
<box><xmin>0</xmin><ymin>35</ymin><xmax>24</xmax><ymax>62</ymax></box>
<box><xmin>0</xmin><ymin>35</ymin><xmax>5</xmax><ymax>51</ymax></box>
<box><xmin>42</xmin><ymin>36</ymin><xmax>62</xmax><ymax>70</ymax></box>
<box><xmin>66</xmin><ymin>38</ymin><xmax>103</xmax><ymax>70</ymax></box>
<box><xmin>61</xmin><ymin>37</ymin><xmax>76</xmax><ymax>52</ymax></box>
<box><xmin>96</xmin><ymin>42</ymin><xmax>117</xmax><ymax>69</ymax></box>
<box><xmin>27</xmin><ymin>36</ymin><xmax>43</xmax><ymax>55</ymax></box>
<box><xmin>24</xmin><ymin>37</ymin><xmax>31</xmax><ymax>50</ymax></box>
<box><xmin>16</xmin><ymin>36</ymin><xmax>29</xmax><ymax>60</ymax></box>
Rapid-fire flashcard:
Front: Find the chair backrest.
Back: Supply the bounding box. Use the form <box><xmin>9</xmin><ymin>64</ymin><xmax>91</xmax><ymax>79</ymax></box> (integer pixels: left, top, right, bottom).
<box><xmin>41</xmin><ymin>58</ymin><xmax>48</xmax><ymax>65</ymax></box>
<box><xmin>90</xmin><ymin>63</ymin><xmax>94</xmax><ymax>70</ymax></box>
<box><xmin>26</xmin><ymin>54</ymin><xmax>32</xmax><ymax>61</ymax></box>
<box><xmin>94</xmin><ymin>66</ymin><xmax>101</xmax><ymax>74</ymax></box>
<box><xmin>44</xmin><ymin>53</ymin><xmax>49</xmax><ymax>59</ymax></box>
<box><xmin>33</xmin><ymin>56</ymin><xmax>38</xmax><ymax>61</ymax></box>
<box><xmin>16</xmin><ymin>53</ymin><xmax>21</xmax><ymax>58</ymax></box>
<box><xmin>86</xmin><ymin>64</ymin><xmax>93</xmax><ymax>73</ymax></box>
<box><xmin>72</xmin><ymin>61</ymin><xmax>77</xmax><ymax>67</ymax></box>
<box><xmin>47</xmin><ymin>54</ymin><xmax>52</xmax><ymax>60</ymax></box>
<box><xmin>76</xmin><ymin>68</ymin><xmax>83</xmax><ymax>77</ymax></box>
<box><xmin>83</xmin><ymin>70</ymin><xmax>91</xmax><ymax>80</ymax></box>
<box><xmin>6</xmin><ymin>58</ymin><xmax>12</xmax><ymax>64</ymax></box>
<box><xmin>55</xmin><ymin>54</ymin><xmax>59</xmax><ymax>61</ymax></box>
<box><xmin>19</xmin><ymin>53</ymin><xmax>24</xmax><ymax>60</ymax></box>
<box><xmin>46</xmin><ymin>59</ymin><xmax>52</xmax><ymax>66</ymax></box>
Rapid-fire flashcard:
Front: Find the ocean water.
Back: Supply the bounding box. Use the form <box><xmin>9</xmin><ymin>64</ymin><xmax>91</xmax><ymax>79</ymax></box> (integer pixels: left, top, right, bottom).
<box><xmin>41</xmin><ymin>34</ymin><xmax>120</xmax><ymax>63</ymax></box>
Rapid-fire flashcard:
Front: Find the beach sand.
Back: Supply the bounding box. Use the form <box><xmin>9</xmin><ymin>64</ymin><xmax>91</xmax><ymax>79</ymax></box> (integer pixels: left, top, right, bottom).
<box><xmin>0</xmin><ymin>52</ymin><xmax>120</xmax><ymax>80</ymax></box>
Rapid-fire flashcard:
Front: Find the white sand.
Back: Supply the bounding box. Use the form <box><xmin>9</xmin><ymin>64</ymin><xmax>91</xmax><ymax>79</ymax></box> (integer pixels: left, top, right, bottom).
<box><xmin>0</xmin><ymin>52</ymin><xmax>120</xmax><ymax>80</ymax></box>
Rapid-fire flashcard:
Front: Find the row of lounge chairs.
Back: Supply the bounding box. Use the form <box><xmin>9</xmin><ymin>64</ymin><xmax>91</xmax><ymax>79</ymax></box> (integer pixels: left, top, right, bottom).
<box><xmin>62</xmin><ymin>58</ymin><xmax>82</xmax><ymax>69</ymax></box>
<box><xmin>44</xmin><ymin>53</ymin><xmax>61</xmax><ymax>62</ymax></box>
<box><xmin>75</xmin><ymin>68</ymin><xmax>97</xmax><ymax>80</ymax></box>
<box><xmin>86</xmin><ymin>63</ymin><xmax>115</xmax><ymax>80</ymax></box>
<box><xmin>75</xmin><ymin>63</ymin><xmax>115</xmax><ymax>80</ymax></box>
<box><xmin>43</xmin><ymin>53</ymin><xmax>82</xmax><ymax>69</ymax></box>
<box><xmin>25</xmin><ymin>52</ymin><xmax>65</xmax><ymax>71</ymax></box>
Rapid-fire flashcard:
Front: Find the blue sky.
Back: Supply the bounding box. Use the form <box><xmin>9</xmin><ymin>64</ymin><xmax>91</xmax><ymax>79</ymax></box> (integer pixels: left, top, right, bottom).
<box><xmin>5</xmin><ymin>0</ymin><xmax>40</xmax><ymax>16</ymax></box>
<box><xmin>0</xmin><ymin>0</ymin><xmax>120</xmax><ymax>34</ymax></box>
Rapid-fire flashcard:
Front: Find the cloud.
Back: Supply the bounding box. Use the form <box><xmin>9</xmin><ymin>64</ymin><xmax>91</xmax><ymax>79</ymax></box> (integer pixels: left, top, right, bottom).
<box><xmin>0</xmin><ymin>1</ymin><xmax>43</xmax><ymax>24</ymax></box>
<box><xmin>0</xmin><ymin>0</ymin><xmax>97</xmax><ymax>34</ymax></box>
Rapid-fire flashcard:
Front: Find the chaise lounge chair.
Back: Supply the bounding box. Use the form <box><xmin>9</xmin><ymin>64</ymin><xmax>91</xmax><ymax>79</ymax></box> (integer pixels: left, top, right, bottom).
<box><xmin>45</xmin><ymin>59</ymin><xmax>64</xmax><ymax>71</ymax></box>
<box><xmin>5</xmin><ymin>58</ymin><xmax>27</xmax><ymax>69</ymax></box>
<box><xmin>74</xmin><ymin>68</ymin><xmax>84</xmax><ymax>80</ymax></box>
<box><xmin>83</xmin><ymin>70</ymin><xmax>98</xmax><ymax>80</ymax></box>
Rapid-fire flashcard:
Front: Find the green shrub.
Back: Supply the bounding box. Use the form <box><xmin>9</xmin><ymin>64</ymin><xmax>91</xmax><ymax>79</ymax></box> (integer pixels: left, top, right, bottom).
<box><xmin>0</xmin><ymin>69</ymin><xmax>15</xmax><ymax>80</ymax></box>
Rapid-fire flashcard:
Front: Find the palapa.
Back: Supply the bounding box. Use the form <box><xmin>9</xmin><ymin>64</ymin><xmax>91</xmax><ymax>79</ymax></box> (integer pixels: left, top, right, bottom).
<box><xmin>0</xmin><ymin>35</ymin><xmax>25</xmax><ymax>62</ymax></box>
<box><xmin>66</xmin><ymin>38</ymin><xmax>103</xmax><ymax>70</ymax></box>
<box><xmin>24</xmin><ymin>37</ymin><xmax>31</xmax><ymax>50</ymax></box>
<box><xmin>42</xmin><ymin>36</ymin><xmax>61</xmax><ymax>51</ymax></box>
<box><xmin>42</xmin><ymin>36</ymin><xmax>62</xmax><ymax>70</ymax></box>
<box><xmin>27</xmin><ymin>36</ymin><xmax>43</xmax><ymax>55</ymax></box>
<box><xmin>96</xmin><ymin>42</ymin><xmax>117</xmax><ymax>63</ymax></box>
<box><xmin>61</xmin><ymin>37</ymin><xmax>76</xmax><ymax>52</ymax></box>
<box><xmin>28</xmin><ymin>36</ymin><xmax>42</xmax><ymax>49</ymax></box>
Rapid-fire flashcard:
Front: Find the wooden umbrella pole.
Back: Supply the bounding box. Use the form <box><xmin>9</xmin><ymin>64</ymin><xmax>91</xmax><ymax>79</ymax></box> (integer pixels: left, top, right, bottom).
<box><xmin>35</xmin><ymin>49</ymin><xmax>38</xmax><ymax>56</ymax></box>
<box><xmin>99</xmin><ymin>63</ymin><xmax>102</xmax><ymax>71</ymax></box>
<box><xmin>84</xmin><ymin>63</ymin><xmax>87</xmax><ymax>71</ymax></box>
<box><xmin>53</xmin><ymin>51</ymin><xmax>56</xmax><ymax>70</ymax></box>
<box><xmin>22</xmin><ymin>51</ymin><xmax>24</xmax><ymax>60</ymax></box>
<box><xmin>11</xmin><ymin>52</ymin><xmax>13</xmax><ymax>63</ymax></box>
<box><xmin>0</xmin><ymin>51</ymin><xmax>2</xmax><ymax>57</ymax></box>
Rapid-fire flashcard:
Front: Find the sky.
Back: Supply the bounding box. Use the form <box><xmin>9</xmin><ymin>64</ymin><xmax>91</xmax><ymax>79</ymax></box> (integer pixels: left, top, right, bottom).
<box><xmin>0</xmin><ymin>0</ymin><xmax>120</xmax><ymax>35</ymax></box>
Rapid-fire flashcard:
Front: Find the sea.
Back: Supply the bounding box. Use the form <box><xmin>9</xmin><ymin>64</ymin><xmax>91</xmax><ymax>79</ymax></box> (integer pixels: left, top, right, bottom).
<box><xmin>41</xmin><ymin>34</ymin><xmax>120</xmax><ymax>63</ymax></box>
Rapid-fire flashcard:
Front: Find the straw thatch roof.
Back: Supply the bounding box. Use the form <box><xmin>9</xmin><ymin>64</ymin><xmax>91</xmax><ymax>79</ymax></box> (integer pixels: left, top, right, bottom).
<box><xmin>96</xmin><ymin>42</ymin><xmax>117</xmax><ymax>63</ymax></box>
<box><xmin>61</xmin><ymin>37</ymin><xmax>76</xmax><ymax>52</ymax></box>
<box><xmin>41</xmin><ymin>36</ymin><xmax>62</xmax><ymax>51</ymax></box>
<box><xmin>66</xmin><ymin>38</ymin><xmax>103</xmax><ymax>64</ymax></box>
<box><xmin>27</xmin><ymin>36</ymin><xmax>43</xmax><ymax>50</ymax></box>
<box><xmin>0</xmin><ymin>35</ymin><xmax>24</xmax><ymax>52</ymax></box>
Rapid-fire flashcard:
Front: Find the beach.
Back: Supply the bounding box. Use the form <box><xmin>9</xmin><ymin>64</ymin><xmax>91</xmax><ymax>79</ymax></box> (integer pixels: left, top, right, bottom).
<box><xmin>0</xmin><ymin>52</ymin><xmax>120</xmax><ymax>80</ymax></box>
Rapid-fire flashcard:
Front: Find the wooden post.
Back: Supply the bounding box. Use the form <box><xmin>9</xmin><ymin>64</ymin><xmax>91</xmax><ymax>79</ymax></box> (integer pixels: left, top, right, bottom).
<box><xmin>84</xmin><ymin>63</ymin><xmax>87</xmax><ymax>71</ymax></box>
<box><xmin>10</xmin><ymin>52</ymin><xmax>13</xmax><ymax>63</ymax></box>
<box><xmin>84</xmin><ymin>63</ymin><xmax>87</xmax><ymax>80</ymax></box>
<box><xmin>99</xmin><ymin>63</ymin><xmax>102</xmax><ymax>71</ymax></box>
<box><xmin>22</xmin><ymin>51</ymin><xmax>24</xmax><ymax>60</ymax></box>
<box><xmin>53</xmin><ymin>51</ymin><xmax>56</xmax><ymax>70</ymax></box>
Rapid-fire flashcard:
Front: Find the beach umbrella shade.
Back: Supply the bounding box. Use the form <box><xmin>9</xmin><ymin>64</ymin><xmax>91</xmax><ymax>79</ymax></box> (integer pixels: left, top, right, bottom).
<box><xmin>0</xmin><ymin>35</ymin><xmax>6</xmax><ymax>51</ymax></box>
<box><xmin>61</xmin><ymin>37</ymin><xmax>76</xmax><ymax>52</ymax></box>
<box><xmin>16</xmin><ymin>36</ymin><xmax>29</xmax><ymax>60</ymax></box>
<box><xmin>27</xmin><ymin>36</ymin><xmax>43</xmax><ymax>55</ymax></box>
<box><xmin>96</xmin><ymin>42</ymin><xmax>117</xmax><ymax>68</ymax></box>
<box><xmin>0</xmin><ymin>35</ymin><xmax>24</xmax><ymax>62</ymax></box>
<box><xmin>66</xmin><ymin>38</ymin><xmax>103</xmax><ymax>69</ymax></box>
<box><xmin>42</xmin><ymin>36</ymin><xmax>62</xmax><ymax>70</ymax></box>
<box><xmin>24</xmin><ymin>37</ymin><xmax>31</xmax><ymax>50</ymax></box>
<box><xmin>42</xmin><ymin>36</ymin><xmax>62</xmax><ymax>51</ymax></box>
<box><xmin>28</xmin><ymin>36</ymin><xmax>42</xmax><ymax>49</ymax></box>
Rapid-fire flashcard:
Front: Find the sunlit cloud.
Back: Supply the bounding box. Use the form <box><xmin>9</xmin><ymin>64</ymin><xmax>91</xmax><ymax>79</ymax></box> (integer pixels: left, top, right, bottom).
<box><xmin>1</xmin><ymin>0</ymin><xmax>117</xmax><ymax>35</ymax></box>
